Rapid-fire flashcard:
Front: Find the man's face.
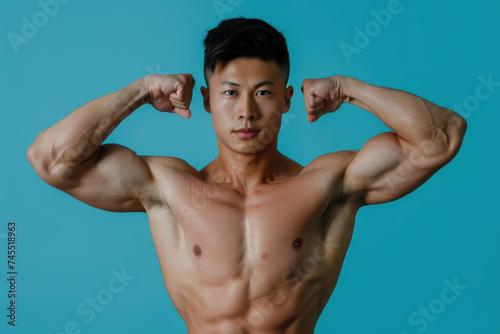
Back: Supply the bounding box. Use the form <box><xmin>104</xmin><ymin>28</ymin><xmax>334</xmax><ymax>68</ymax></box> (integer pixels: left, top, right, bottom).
<box><xmin>201</xmin><ymin>58</ymin><xmax>293</xmax><ymax>155</ymax></box>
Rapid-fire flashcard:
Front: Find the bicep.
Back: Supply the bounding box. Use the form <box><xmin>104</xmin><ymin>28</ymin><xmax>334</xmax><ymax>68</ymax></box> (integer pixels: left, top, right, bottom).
<box><xmin>55</xmin><ymin>144</ymin><xmax>156</xmax><ymax>212</ymax></box>
<box><xmin>344</xmin><ymin>132</ymin><xmax>445</xmax><ymax>205</ymax></box>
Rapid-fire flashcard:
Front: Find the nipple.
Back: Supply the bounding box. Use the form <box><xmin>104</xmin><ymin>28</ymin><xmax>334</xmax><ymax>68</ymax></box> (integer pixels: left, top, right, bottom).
<box><xmin>193</xmin><ymin>244</ymin><xmax>202</xmax><ymax>257</ymax></box>
<box><xmin>292</xmin><ymin>238</ymin><xmax>303</xmax><ymax>250</ymax></box>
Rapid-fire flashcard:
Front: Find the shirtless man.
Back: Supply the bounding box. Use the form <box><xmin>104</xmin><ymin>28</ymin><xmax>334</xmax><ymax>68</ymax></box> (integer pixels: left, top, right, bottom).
<box><xmin>27</xmin><ymin>18</ymin><xmax>467</xmax><ymax>333</ymax></box>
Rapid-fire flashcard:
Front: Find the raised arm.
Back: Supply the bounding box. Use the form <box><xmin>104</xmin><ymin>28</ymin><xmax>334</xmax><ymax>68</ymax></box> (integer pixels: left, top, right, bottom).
<box><xmin>302</xmin><ymin>75</ymin><xmax>467</xmax><ymax>205</ymax></box>
<box><xmin>27</xmin><ymin>73</ymin><xmax>195</xmax><ymax>212</ymax></box>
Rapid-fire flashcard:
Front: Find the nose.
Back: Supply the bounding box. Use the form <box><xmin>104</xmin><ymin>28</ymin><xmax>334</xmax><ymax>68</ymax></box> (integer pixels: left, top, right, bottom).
<box><xmin>237</xmin><ymin>94</ymin><xmax>258</xmax><ymax>121</ymax></box>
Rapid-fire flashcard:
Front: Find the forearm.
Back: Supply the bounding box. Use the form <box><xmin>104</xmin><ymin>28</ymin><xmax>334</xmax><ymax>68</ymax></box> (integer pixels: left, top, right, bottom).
<box><xmin>28</xmin><ymin>77</ymin><xmax>150</xmax><ymax>177</ymax></box>
<box><xmin>342</xmin><ymin>76</ymin><xmax>467</xmax><ymax>151</ymax></box>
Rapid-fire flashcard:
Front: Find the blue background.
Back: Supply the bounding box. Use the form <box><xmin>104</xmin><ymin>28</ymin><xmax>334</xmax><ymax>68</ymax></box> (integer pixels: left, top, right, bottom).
<box><xmin>1</xmin><ymin>0</ymin><xmax>499</xmax><ymax>333</ymax></box>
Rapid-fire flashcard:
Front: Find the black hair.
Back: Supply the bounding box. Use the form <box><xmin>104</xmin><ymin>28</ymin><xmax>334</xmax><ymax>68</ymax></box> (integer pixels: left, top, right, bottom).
<box><xmin>203</xmin><ymin>18</ymin><xmax>290</xmax><ymax>86</ymax></box>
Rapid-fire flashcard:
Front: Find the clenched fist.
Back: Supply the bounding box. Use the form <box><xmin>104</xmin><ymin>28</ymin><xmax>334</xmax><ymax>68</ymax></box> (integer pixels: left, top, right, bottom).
<box><xmin>301</xmin><ymin>75</ymin><xmax>346</xmax><ymax>122</ymax></box>
<box><xmin>146</xmin><ymin>73</ymin><xmax>195</xmax><ymax>118</ymax></box>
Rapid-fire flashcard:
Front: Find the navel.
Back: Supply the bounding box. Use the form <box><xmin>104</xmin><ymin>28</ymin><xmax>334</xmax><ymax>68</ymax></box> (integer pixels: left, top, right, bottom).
<box><xmin>193</xmin><ymin>244</ymin><xmax>202</xmax><ymax>257</ymax></box>
<box><xmin>292</xmin><ymin>237</ymin><xmax>303</xmax><ymax>250</ymax></box>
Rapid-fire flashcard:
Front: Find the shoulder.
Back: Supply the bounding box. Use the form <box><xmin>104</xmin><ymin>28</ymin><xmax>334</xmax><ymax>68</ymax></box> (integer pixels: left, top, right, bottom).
<box><xmin>301</xmin><ymin>150</ymin><xmax>358</xmax><ymax>174</ymax></box>
<box><xmin>141</xmin><ymin>156</ymin><xmax>201</xmax><ymax>178</ymax></box>
<box><xmin>299</xmin><ymin>150</ymin><xmax>362</xmax><ymax>204</ymax></box>
<box><xmin>138</xmin><ymin>156</ymin><xmax>203</xmax><ymax>208</ymax></box>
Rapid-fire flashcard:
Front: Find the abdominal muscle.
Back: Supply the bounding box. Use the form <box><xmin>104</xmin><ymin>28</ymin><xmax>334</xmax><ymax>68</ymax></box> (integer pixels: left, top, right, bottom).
<box><xmin>178</xmin><ymin>260</ymin><xmax>326</xmax><ymax>334</ymax></box>
<box><xmin>148</xmin><ymin>213</ymin><xmax>351</xmax><ymax>334</ymax></box>
<box><xmin>145</xmin><ymin>172</ymin><xmax>356</xmax><ymax>334</ymax></box>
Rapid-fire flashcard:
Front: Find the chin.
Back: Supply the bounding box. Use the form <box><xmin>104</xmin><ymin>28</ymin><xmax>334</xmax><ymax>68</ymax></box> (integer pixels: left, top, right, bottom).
<box><xmin>218</xmin><ymin>133</ymin><xmax>277</xmax><ymax>155</ymax></box>
<box><xmin>228</xmin><ymin>140</ymin><xmax>269</xmax><ymax>155</ymax></box>
<box><xmin>234</xmin><ymin>144</ymin><xmax>262</xmax><ymax>155</ymax></box>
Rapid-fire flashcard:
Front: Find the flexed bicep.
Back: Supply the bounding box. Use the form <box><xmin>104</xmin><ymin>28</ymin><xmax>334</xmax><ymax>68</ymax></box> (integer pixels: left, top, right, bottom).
<box><xmin>27</xmin><ymin>73</ymin><xmax>197</xmax><ymax>212</ymax></box>
<box><xmin>304</xmin><ymin>76</ymin><xmax>467</xmax><ymax>205</ymax></box>
<box><xmin>344</xmin><ymin>131</ymin><xmax>456</xmax><ymax>205</ymax></box>
<box><xmin>49</xmin><ymin>144</ymin><xmax>158</xmax><ymax>212</ymax></box>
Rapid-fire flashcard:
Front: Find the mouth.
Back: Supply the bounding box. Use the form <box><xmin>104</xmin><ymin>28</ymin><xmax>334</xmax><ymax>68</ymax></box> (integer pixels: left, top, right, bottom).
<box><xmin>233</xmin><ymin>128</ymin><xmax>260</xmax><ymax>139</ymax></box>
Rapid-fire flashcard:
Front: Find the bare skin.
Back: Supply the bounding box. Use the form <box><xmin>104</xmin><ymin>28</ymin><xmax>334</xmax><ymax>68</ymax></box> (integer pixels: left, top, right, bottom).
<box><xmin>27</xmin><ymin>58</ymin><xmax>467</xmax><ymax>333</ymax></box>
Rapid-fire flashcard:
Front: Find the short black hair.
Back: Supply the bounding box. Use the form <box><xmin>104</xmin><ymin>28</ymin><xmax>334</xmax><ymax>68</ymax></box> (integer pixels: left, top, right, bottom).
<box><xmin>203</xmin><ymin>18</ymin><xmax>290</xmax><ymax>86</ymax></box>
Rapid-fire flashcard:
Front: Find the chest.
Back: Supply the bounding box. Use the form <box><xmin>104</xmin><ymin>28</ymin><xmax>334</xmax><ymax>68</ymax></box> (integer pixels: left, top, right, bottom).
<box><xmin>167</xmin><ymin>177</ymin><xmax>334</xmax><ymax>282</ymax></box>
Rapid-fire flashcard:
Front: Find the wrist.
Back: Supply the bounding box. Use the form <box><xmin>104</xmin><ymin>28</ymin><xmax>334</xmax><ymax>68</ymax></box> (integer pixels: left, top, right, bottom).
<box><xmin>335</xmin><ymin>75</ymin><xmax>352</xmax><ymax>103</ymax></box>
<box><xmin>120</xmin><ymin>77</ymin><xmax>151</xmax><ymax>109</ymax></box>
<box><xmin>339</xmin><ymin>76</ymin><xmax>370</xmax><ymax>104</ymax></box>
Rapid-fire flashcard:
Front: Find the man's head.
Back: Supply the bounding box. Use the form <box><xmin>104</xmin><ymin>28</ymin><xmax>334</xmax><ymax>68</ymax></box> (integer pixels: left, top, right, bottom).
<box><xmin>203</xmin><ymin>18</ymin><xmax>290</xmax><ymax>87</ymax></box>
<box><xmin>201</xmin><ymin>18</ymin><xmax>293</xmax><ymax>155</ymax></box>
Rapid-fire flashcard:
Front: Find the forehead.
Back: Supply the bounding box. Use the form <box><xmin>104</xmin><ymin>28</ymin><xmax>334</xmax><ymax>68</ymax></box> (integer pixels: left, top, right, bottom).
<box><xmin>210</xmin><ymin>58</ymin><xmax>283</xmax><ymax>86</ymax></box>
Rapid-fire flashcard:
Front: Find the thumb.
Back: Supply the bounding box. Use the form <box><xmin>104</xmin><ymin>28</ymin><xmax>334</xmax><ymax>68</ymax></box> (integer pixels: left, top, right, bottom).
<box><xmin>170</xmin><ymin>88</ymin><xmax>192</xmax><ymax>110</ymax></box>
<box><xmin>173</xmin><ymin>108</ymin><xmax>191</xmax><ymax>119</ymax></box>
<box><xmin>306</xmin><ymin>92</ymin><xmax>325</xmax><ymax>112</ymax></box>
<box><xmin>302</xmin><ymin>81</ymin><xmax>325</xmax><ymax>113</ymax></box>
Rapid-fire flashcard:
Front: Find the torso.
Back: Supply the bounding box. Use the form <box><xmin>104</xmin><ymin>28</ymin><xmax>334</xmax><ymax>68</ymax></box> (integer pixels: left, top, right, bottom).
<box><xmin>144</xmin><ymin>152</ymin><xmax>360</xmax><ymax>334</ymax></box>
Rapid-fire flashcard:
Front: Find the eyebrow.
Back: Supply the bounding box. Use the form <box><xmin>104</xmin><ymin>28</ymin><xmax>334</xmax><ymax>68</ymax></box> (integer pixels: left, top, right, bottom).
<box><xmin>221</xmin><ymin>80</ymin><xmax>275</xmax><ymax>88</ymax></box>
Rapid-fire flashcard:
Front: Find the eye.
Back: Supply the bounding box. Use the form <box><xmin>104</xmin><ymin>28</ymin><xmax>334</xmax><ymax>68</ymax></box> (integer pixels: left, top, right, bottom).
<box><xmin>257</xmin><ymin>90</ymin><xmax>271</xmax><ymax>96</ymax></box>
<box><xmin>224</xmin><ymin>90</ymin><xmax>237</xmax><ymax>96</ymax></box>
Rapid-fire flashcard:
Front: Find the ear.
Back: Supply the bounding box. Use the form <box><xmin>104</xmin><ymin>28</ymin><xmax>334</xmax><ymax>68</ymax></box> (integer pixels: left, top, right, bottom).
<box><xmin>283</xmin><ymin>86</ymin><xmax>294</xmax><ymax>114</ymax></box>
<box><xmin>200</xmin><ymin>86</ymin><xmax>211</xmax><ymax>113</ymax></box>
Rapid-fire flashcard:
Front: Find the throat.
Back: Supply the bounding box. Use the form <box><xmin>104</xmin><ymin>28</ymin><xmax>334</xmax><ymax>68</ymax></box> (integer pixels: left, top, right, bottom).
<box><xmin>200</xmin><ymin>151</ymin><xmax>294</xmax><ymax>192</ymax></box>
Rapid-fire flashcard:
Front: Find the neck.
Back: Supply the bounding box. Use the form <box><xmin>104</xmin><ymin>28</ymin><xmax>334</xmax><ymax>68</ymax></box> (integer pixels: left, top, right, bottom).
<box><xmin>203</xmin><ymin>139</ymin><xmax>286</xmax><ymax>193</ymax></box>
